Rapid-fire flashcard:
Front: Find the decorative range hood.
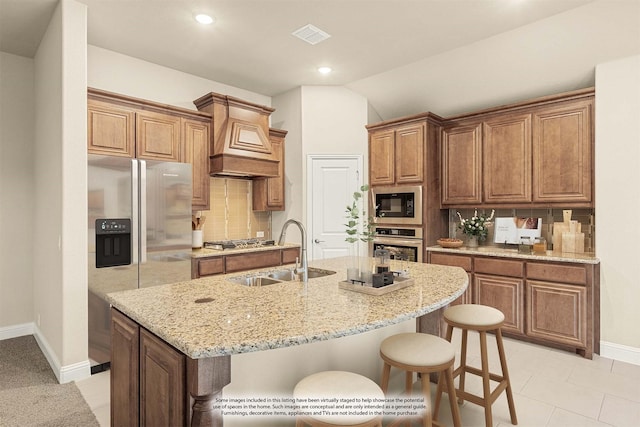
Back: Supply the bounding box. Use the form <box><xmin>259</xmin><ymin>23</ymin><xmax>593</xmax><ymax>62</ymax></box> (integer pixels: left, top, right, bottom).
<box><xmin>193</xmin><ymin>92</ymin><xmax>278</xmax><ymax>178</ymax></box>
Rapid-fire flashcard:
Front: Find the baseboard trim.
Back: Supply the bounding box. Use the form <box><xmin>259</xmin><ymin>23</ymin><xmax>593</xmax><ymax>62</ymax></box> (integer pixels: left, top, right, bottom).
<box><xmin>600</xmin><ymin>340</ymin><xmax>640</xmax><ymax>366</ymax></box>
<box><xmin>0</xmin><ymin>322</ymin><xmax>35</xmax><ymax>340</ymax></box>
<box><xmin>31</xmin><ymin>325</ymin><xmax>92</xmax><ymax>384</ymax></box>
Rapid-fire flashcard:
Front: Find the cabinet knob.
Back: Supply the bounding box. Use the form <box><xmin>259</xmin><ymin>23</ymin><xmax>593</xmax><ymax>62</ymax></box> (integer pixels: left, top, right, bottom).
<box><xmin>314</xmin><ymin>239</ymin><xmax>325</xmax><ymax>244</ymax></box>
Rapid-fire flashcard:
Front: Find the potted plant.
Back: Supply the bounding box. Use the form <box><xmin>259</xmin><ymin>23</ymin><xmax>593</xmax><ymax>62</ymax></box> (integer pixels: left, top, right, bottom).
<box><xmin>456</xmin><ymin>209</ymin><xmax>495</xmax><ymax>247</ymax></box>
<box><xmin>345</xmin><ymin>184</ymin><xmax>375</xmax><ymax>281</ymax></box>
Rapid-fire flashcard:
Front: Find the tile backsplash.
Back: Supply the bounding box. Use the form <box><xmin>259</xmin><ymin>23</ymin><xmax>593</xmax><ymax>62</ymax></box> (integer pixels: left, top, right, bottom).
<box><xmin>196</xmin><ymin>178</ymin><xmax>271</xmax><ymax>241</ymax></box>
<box><xmin>448</xmin><ymin>208</ymin><xmax>595</xmax><ymax>252</ymax></box>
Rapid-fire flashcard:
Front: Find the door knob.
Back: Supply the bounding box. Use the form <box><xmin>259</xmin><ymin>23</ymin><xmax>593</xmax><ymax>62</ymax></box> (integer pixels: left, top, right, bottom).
<box><xmin>314</xmin><ymin>239</ymin><xmax>325</xmax><ymax>244</ymax></box>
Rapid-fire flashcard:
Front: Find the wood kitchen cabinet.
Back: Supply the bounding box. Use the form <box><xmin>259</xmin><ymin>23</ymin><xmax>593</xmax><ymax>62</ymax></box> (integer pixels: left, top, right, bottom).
<box><xmin>183</xmin><ymin>118</ymin><xmax>211</xmax><ymax>209</ymax></box>
<box><xmin>111</xmin><ymin>308</ymin><xmax>188</xmax><ymax>426</ymax></box>
<box><xmin>191</xmin><ymin>246</ymin><xmax>303</xmax><ymax>279</ymax></box>
<box><xmin>440</xmin><ymin>88</ymin><xmax>594</xmax><ymax>208</ymax></box>
<box><xmin>253</xmin><ymin>128</ymin><xmax>286</xmax><ymax>211</ymax></box>
<box><xmin>441</xmin><ymin>122</ymin><xmax>482</xmax><ymax>205</ymax></box>
<box><xmin>532</xmin><ymin>99</ymin><xmax>593</xmax><ymax>204</ymax></box>
<box><xmin>427</xmin><ymin>250</ymin><xmax>599</xmax><ymax>358</ymax></box>
<box><xmin>88</xmin><ymin>88</ymin><xmax>212</xmax><ymax>210</ymax></box>
<box><xmin>483</xmin><ymin>113</ymin><xmax>532</xmax><ymax>204</ymax></box>
<box><xmin>135</xmin><ymin>110</ymin><xmax>182</xmax><ymax>162</ymax></box>
<box><xmin>369</xmin><ymin>122</ymin><xmax>425</xmax><ymax>186</ymax></box>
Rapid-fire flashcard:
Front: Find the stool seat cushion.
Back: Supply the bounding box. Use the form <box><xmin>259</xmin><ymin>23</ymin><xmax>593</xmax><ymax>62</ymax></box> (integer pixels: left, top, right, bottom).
<box><xmin>380</xmin><ymin>333</ymin><xmax>455</xmax><ymax>368</ymax></box>
<box><xmin>293</xmin><ymin>371</ymin><xmax>384</xmax><ymax>425</ymax></box>
<box><xmin>444</xmin><ymin>304</ymin><xmax>505</xmax><ymax>328</ymax></box>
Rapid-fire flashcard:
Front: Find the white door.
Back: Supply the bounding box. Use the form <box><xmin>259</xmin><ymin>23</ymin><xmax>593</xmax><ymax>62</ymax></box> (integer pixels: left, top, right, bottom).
<box><xmin>307</xmin><ymin>155</ymin><xmax>363</xmax><ymax>260</ymax></box>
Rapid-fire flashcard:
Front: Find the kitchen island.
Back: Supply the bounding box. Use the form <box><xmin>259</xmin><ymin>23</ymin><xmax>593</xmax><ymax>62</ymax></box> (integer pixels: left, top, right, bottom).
<box><xmin>106</xmin><ymin>256</ymin><xmax>468</xmax><ymax>426</ymax></box>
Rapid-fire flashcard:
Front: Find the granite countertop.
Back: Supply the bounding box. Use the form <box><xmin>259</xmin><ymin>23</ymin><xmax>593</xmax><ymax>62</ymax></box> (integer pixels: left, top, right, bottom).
<box><xmin>106</xmin><ymin>257</ymin><xmax>468</xmax><ymax>359</ymax></box>
<box><xmin>191</xmin><ymin>243</ymin><xmax>301</xmax><ymax>258</ymax></box>
<box><xmin>427</xmin><ymin>245</ymin><xmax>599</xmax><ymax>264</ymax></box>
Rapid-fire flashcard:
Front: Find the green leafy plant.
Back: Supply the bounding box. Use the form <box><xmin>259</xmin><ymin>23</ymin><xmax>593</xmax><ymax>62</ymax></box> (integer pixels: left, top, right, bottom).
<box><xmin>456</xmin><ymin>209</ymin><xmax>495</xmax><ymax>240</ymax></box>
<box><xmin>345</xmin><ymin>185</ymin><xmax>375</xmax><ymax>244</ymax></box>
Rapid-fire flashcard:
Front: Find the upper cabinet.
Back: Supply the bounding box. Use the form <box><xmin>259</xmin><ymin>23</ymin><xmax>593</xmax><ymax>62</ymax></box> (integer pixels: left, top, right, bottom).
<box><xmin>441</xmin><ymin>88</ymin><xmax>594</xmax><ymax>208</ymax></box>
<box><xmin>441</xmin><ymin>122</ymin><xmax>482</xmax><ymax>205</ymax></box>
<box><xmin>87</xmin><ymin>88</ymin><xmax>212</xmax><ymax>210</ymax></box>
<box><xmin>369</xmin><ymin>121</ymin><xmax>425</xmax><ymax>186</ymax></box>
<box><xmin>253</xmin><ymin>128</ymin><xmax>287</xmax><ymax>211</ymax></box>
<box><xmin>532</xmin><ymin>100</ymin><xmax>593</xmax><ymax>204</ymax></box>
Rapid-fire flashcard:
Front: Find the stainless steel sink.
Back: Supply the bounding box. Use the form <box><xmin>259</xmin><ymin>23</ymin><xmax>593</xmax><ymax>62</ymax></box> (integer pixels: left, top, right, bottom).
<box><xmin>228</xmin><ymin>267</ymin><xmax>336</xmax><ymax>286</ymax></box>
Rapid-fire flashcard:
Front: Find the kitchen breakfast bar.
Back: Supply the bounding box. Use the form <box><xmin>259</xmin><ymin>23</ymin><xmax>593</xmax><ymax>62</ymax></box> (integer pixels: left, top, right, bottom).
<box><xmin>106</xmin><ymin>256</ymin><xmax>468</xmax><ymax>426</ymax></box>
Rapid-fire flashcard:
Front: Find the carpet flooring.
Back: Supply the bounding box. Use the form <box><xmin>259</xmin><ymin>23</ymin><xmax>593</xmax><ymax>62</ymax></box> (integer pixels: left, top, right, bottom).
<box><xmin>0</xmin><ymin>335</ymin><xmax>99</xmax><ymax>427</ymax></box>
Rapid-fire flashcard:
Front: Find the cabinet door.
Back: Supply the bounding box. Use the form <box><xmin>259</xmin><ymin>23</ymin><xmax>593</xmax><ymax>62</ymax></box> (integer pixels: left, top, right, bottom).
<box><xmin>532</xmin><ymin>100</ymin><xmax>593</xmax><ymax>204</ymax></box>
<box><xmin>441</xmin><ymin>123</ymin><xmax>482</xmax><ymax>205</ymax></box>
<box><xmin>483</xmin><ymin>114</ymin><xmax>532</xmax><ymax>204</ymax></box>
<box><xmin>369</xmin><ymin>129</ymin><xmax>395</xmax><ymax>186</ymax></box>
<box><xmin>395</xmin><ymin>123</ymin><xmax>424</xmax><ymax>184</ymax></box>
<box><xmin>183</xmin><ymin>118</ymin><xmax>210</xmax><ymax>209</ymax></box>
<box><xmin>253</xmin><ymin>130</ymin><xmax>285</xmax><ymax>211</ymax></box>
<box><xmin>136</xmin><ymin>110</ymin><xmax>182</xmax><ymax>162</ymax></box>
<box><xmin>474</xmin><ymin>274</ymin><xmax>524</xmax><ymax>335</ymax></box>
<box><xmin>140</xmin><ymin>329</ymin><xmax>186</xmax><ymax>427</ymax></box>
<box><xmin>527</xmin><ymin>280</ymin><xmax>586</xmax><ymax>348</ymax></box>
<box><xmin>88</xmin><ymin>99</ymin><xmax>135</xmax><ymax>158</ymax></box>
<box><xmin>110</xmin><ymin>309</ymin><xmax>139</xmax><ymax>427</ymax></box>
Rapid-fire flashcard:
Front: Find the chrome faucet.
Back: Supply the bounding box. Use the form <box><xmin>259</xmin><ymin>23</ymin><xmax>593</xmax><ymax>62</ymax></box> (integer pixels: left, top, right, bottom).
<box><xmin>277</xmin><ymin>219</ymin><xmax>308</xmax><ymax>283</ymax></box>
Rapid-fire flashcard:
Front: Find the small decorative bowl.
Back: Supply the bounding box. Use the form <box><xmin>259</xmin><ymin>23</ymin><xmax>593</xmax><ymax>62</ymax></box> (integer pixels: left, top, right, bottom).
<box><xmin>437</xmin><ymin>238</ymin><xmax>464</xmax><ymax>248</ymax></box>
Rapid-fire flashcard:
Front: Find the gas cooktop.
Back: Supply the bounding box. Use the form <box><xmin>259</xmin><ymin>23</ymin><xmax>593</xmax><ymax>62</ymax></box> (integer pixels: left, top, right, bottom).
<box><xmin>203</xmin><ymin>239</ymin><xmax>275</xmax><ymax>250</ymax></box>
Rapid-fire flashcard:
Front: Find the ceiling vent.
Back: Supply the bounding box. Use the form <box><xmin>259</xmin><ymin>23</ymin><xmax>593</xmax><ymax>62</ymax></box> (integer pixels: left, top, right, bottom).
<box><xmin>292</xmin><ymin>24</ymin><xmax>331</xmax><ymax>45</ymax></box>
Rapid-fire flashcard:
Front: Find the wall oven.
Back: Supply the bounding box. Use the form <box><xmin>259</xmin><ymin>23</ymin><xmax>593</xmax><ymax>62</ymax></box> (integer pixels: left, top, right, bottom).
<box><xmin>371</xmin><ymin>185</ymin><xmax>422</xmax><ymax>225</ymax></box>
<box><xmin>372</xmin><ymin>226</ymin><xmax>423</xmax><ymax>263</ymax></box>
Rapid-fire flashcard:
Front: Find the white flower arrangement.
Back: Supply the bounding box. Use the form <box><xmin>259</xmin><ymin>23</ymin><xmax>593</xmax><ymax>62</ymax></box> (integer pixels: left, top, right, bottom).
<box><xmin>456</xmin><ymin>209</ymin><xmax>495</xmax><ymax>240</ymax></box>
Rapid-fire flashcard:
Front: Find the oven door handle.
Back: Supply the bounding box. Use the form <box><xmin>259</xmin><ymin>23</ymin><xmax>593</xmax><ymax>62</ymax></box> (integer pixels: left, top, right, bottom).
<box><xmin>373</xmin><ymin>237</ymin><xmax>422</xmax><ymax>246</ymax></box>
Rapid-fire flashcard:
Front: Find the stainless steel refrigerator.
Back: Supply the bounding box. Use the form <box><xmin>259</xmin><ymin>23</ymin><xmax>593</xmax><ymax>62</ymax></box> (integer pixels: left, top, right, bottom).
<box><xmin>88</xmin><ymin>154</ymin><xmax>192</xmax><ymax>371</ymax></box>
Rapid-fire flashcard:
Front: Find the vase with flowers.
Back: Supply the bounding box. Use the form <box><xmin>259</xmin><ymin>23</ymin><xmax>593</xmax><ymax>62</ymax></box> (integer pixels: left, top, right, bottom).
<box><xmin>456</xmin><ymin>209</ymin><xmax>495</xmax><ymax>248</ymax></box>
<box><xmin>345</xmin><ymin>184</ymin><xmax>375</xmax><ymax>281</ymax></box>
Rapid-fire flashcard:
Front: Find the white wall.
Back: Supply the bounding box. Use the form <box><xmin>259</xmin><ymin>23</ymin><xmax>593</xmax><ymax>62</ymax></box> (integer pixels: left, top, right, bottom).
<box><xmin>88</xmin><ymin>45</ymin><xmax>271</xmax><ymax>110</ymax></box>
<box><xmin>271</xmin><ymin>86</ymin><xmax>368</xmax><ymax>244</ymax></box>
<box><xmin>349</xmin><ymin>0</ymin><xmax>640</xmax><ymax>121</ymax></box>
<box><xmin>0</xmin><ymin>52</ymin><xmax>35</xmax><ymax>331</ymax></box>
<box><xmin>595</xmin><ymin>55</ymin><xmax>640</xmax><ymax>364</ymax></box>
<box><xmin>33</xmin><ymin>0</ymin><xmax>89</xmax><ymax>382</ymax></box>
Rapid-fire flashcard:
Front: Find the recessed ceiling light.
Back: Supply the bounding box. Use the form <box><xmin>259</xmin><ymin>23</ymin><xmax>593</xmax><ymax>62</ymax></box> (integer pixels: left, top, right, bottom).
<box><xmin>195</xmin><ymin>14</ymin><xmax>214</xmax><ymax>25</ymax></box>
<box><xmin>318</xmin><ymin>66</ymin><xmax>332</xmax><ymax>74</ymax></box>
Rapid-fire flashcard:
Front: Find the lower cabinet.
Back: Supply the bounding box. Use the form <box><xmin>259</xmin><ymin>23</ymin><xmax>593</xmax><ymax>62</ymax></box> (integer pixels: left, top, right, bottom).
<box><xmin>475</xmin><ymin>274</ymin><xmax>525</xmax><ymax>335</ymax></box>
<box><xmin>191</xmin><ymin>246</ymin><xmax>302</xmax><ymax>278</ymax></box>
<box><xmin>427</xmin><ymin>251</ymin><xmax>599</xmax><ymax>358</ymax></box>
<box><xmin>111</xmin><ymin>308</ymin><xmax>187</xmax><ymax>426</ymax></box>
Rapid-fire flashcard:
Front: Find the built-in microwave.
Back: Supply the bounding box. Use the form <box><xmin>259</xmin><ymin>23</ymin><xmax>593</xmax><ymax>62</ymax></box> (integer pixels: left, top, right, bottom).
<box><xmin>371</xmin><ymin>185</ymin><xmax>422</xmax><ymax>225</ymax></box>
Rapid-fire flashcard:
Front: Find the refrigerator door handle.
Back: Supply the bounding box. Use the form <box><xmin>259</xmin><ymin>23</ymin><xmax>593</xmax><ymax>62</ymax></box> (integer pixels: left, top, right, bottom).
<box><xmin>131</xmin><ymin>159</ymin><xmax>139</xmax><ymax>264</ymax></box>
<box><xmin>140</xmin><ymin>160</ymin><xmax>148</xmax><ymax>263</ymax></box>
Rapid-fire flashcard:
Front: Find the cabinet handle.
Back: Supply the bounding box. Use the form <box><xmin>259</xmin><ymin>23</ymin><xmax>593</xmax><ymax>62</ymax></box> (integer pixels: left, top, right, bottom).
<box><xmin>314</xmin><ymin>239</ymin><xmax>325</xmax><ymax>244</ymax></box>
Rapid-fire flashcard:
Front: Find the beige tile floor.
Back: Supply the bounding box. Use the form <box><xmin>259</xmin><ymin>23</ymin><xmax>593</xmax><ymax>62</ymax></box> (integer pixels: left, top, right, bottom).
<box><xmin>75</xmin><ymin>332</ymin><xmax>640</xmax><ymax>427</ymax></box>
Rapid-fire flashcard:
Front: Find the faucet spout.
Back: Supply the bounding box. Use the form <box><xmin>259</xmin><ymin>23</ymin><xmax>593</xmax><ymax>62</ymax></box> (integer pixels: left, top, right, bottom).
<box><xmin>278</xmin><ymin>219</ymin><xmax>308</xmax><ymax>283</ymax></box>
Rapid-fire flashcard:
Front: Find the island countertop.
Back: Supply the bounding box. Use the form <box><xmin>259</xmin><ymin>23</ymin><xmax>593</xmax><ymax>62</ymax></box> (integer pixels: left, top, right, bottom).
<box><xmin>106</xmin><ymin>257</ymin><xmax>468</xmax><ymax>360</ymax></box>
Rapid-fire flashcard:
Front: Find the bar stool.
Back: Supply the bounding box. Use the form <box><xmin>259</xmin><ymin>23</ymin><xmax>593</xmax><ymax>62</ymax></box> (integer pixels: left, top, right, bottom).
<box><xmin>441</xmin><ymin>304</ymin><xmax>518</xmax><ymax>427</ymax></box>
<box><xmin>293</xmin><ymin>370</ymin><xmax>384</xmax><ymax>427</ymax></box>
<box><xmin>379</xmin><ymin>332</ymin><xmax>462</xmax><ymax>427</ymax></box>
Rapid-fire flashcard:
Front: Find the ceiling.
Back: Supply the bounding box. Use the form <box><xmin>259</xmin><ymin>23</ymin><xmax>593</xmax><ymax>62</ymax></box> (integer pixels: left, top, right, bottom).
<box><xmin>2</xmin><ymin>0</ymin><xmax>637</xmax><ymax>119</ymax></box>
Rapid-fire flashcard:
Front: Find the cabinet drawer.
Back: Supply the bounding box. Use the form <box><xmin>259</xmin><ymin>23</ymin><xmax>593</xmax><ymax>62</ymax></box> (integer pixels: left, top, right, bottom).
<box><xmin>198</xmin><ymin>257</ymin><xmax>224</xmax><ymax>277</ymax></box>
<box><xmin>526</xmin><ymin>280</ymin><xmax>586</xmax><ymax>348</ymax></box>
<box><xmin>225</xmin><ymin>250</ymin><xmax>281</xmax><ymax>273</ymax></box>
<box><xmin>475</xmin><ymin>257</ymin><xmax>524</xmax><ymax>278</ymax></box>
<box><xmin>429</xmin><ymin>253</ymin><xmax>472</xmax><ymax>272</ymax></box>
<box><xmin>527</xmin><ymin>262</ymin><xmax>587</xmax><ymax>285</ymax></box>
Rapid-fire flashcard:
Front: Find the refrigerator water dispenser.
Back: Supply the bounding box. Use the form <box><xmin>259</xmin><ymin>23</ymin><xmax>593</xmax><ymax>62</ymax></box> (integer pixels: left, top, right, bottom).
<box><xmin>95</xmin><ymin>218</ymin><xmax>131</xmax><ymax>268</ymax></box>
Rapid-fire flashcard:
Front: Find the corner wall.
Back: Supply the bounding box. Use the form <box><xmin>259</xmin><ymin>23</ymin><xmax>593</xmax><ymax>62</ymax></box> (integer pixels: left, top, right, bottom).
<box><xmin>0</xmin><ymin>53</ymin><xmax>35</xmax><ymax>333</ymax></box>
<box><xmin>595</xmin><ymin>55</ymin><xmax>640</xmax><ymax>364</ymax></box>
<box><xmin>33</xmin><ymin>0</ymin><xmax>89</xmax><ymax>382</ymax></box>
